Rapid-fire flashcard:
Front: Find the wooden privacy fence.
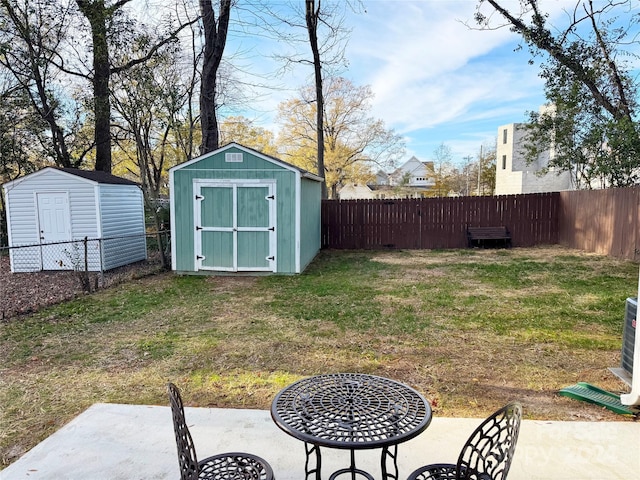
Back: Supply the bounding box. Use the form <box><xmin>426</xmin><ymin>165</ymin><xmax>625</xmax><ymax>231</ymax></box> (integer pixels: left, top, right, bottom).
<box><xmin>559</xmin><ymin>188</ymin><xmax>640</xmax><ymax>261</ymax></box>
<box><xmin>321</xmin><ymin>193</ymin><xmax>560</xmax><ymax>250</ymax></box>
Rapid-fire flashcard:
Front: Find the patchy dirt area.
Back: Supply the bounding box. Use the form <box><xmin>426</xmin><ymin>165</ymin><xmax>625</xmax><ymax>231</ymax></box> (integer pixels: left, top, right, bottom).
<box><xmin>0</xmin><ymin>255</ymin><xmax>165</xmax><ymax>320</ymax></box>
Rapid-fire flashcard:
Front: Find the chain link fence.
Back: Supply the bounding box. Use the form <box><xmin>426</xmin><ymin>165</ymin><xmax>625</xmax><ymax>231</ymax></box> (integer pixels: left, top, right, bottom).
<box><xmin>0</xmin><ymin>211</ymin><xmax>7</xmax><ymax>249</ymax></box>
<box><xmin>1</xmin><ymin>231</ymin><xmax>171</xmax><ymax>321</ymax></box>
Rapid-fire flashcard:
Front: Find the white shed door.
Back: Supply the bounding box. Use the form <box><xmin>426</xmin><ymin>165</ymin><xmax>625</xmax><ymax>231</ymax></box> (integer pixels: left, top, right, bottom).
<box><xmin>37</xmin><ymin>192</ymin><xmax>72</xmax><ymax>270</ymax></box>
<box><xmin>194</xmin><ymin>181</ymin><xmax>276</xmax><ymax>272</ymax></box>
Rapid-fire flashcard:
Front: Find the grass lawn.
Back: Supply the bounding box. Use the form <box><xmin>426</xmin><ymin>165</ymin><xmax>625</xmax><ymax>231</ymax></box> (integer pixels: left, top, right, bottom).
<box><xmin>1</xmin><ymin>245</ymin><xmax>637</xmax><ymax>467</ymax></box>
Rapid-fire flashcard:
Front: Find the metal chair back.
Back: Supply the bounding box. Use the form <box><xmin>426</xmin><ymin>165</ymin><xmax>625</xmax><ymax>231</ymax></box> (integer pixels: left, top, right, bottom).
<box><xmin>456</xmin><ymin>402</ymin><xmax>522</xmax><ymax>480</ymax></box>
<box><xmin>168</xmin><ymin>382</ymin><xmax>200</xmax><ymax>480</ymax></box>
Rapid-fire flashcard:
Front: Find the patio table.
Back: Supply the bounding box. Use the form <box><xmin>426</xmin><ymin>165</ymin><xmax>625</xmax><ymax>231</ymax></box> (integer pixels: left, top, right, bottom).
<box><xmin>271</xmin><ymin>372</ymin><xmax>432</xmax><ymax>480</ymax></box>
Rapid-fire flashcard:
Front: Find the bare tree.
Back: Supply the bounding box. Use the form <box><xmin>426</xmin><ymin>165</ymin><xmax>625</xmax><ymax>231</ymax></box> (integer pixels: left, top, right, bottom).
<box><xmin>171</xmin><ymin>0</ymin><xmax>204</xmax><ymax>162</ymax></box>
<box><xmin>431</xmin><ymin>143</ymin><xmax>453</xmax><ymax>197</ymax></box>
<box><xmin>112</xmin><ymin>52</ymin><xmax>185</xmax><ymax>200</ymax></box>
<box><xmin>74</xmin><ymin>0</ymin><xmax>116</xmax><ymax>172</ymax></box>
<box><xmin>0</xmin><ymin>0</ymin><xmax>80</xmax><ymax>168</ymax></box>
<box><xmin>199</xmin><ymin>0</ymin><xmax>232</xmax><ymax>154</ymax></box>
<box><xmin>305</xmin><ymin>0</ymin><xmax>327</xmax><ymax>198</ymax></box>
<box><xmin>219</xmin><ymin>116</ymin><xmax>278</xmax><ymax>154</ymax></box>
<box><xmin>74</xmin><ymin>0</ymin><xmax>198</xmax><ymax>173</ymax></box>
<box><xmin>304</xmin><ymin>0</ymin><xmax>362</xmax><ymax>199</ymax></box>
<box><xmin>0</xmin><ymin>73</ymin><xmax>41</xmax><ymax>179</ymax></box>
<box><xmin>253</xmin><ymin>0</ymin><xmax>357</xmax><ymax>199</ymax></box>
<box><xmin>278</xmin><ymin>77</ymin><xmax>404</xmax><ymax>198</ymax></box>
<box><xmin>112</xmin><ymin>54</ymin><xmax>180</xmax><ymax>269</ymax></box>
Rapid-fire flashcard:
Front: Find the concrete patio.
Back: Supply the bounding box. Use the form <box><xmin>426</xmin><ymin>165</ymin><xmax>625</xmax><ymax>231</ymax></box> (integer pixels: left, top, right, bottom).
<box><xmin>1</xmin><ymin>403</ymin><xmax>638</xmax><ymax>480</ymax></box>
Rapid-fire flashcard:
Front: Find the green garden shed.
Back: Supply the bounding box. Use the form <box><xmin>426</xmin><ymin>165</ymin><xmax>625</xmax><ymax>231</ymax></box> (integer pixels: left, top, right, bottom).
<box><xmin>169</xmin><ymin>143</ymin><xmax>323</xmax><ymax>274</ymax></box>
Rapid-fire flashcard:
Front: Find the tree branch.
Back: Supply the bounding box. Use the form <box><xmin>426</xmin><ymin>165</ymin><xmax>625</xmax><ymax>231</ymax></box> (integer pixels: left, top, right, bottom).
<box><xmin>485</xmin><ymin>0</ymin><xmax>626</xmax><ymax>120</ymax></box>
<box><xmin>111</xmin><ymin>16</ymin><xmax>200</xmax><ymax>75</ymax></box>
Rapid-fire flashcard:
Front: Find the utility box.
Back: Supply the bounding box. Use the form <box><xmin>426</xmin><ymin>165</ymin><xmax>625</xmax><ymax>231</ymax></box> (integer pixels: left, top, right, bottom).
<box><xmin>622</xmin><ymin>297</ymin><xmax>637</xmax><ymax>378</ymax></box>
<box><xmin>610</xmin><ymin>297</ymin><xmax>637</xmax><ymax>387</ymax></box>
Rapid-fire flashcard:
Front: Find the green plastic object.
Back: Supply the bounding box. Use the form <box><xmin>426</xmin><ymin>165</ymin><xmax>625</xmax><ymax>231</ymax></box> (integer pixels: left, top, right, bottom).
<box><xmin>559</xmin><ymin>382</ymin><xmax>639</xmax><ymax>416</ymax></box>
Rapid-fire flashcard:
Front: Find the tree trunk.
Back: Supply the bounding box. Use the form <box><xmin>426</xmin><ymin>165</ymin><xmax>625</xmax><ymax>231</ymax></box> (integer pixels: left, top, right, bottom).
<box><xmin>306</xmin><ymin>0</ymin><xmax>328</xmax><ymax>199</ymax></box>
<box><xmin>76</xmin><ymin>0</ymin><xmax>112</xmax><ymax>173</ymax></box>
<box><xmin>199</xmin><ymin>0</ymin><xmax>231</xmax><ymax>155</ymax></box>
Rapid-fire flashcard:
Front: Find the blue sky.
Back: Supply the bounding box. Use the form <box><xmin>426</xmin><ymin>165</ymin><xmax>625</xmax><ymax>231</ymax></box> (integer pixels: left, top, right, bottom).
<box><xmin>343</xmin><ymin>0</ymin><xmax>541</xmax><ymax>165</ymax></box>
<box><xmin>224</xmin><ymin>0</ymin><xmax>636</xmax><ymax>167</ymax></box>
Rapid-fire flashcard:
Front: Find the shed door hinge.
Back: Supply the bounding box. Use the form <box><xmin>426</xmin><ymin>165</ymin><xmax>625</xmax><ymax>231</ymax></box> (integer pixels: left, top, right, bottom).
<box><xmin>267</xmin><ymin>256</ymin><xmax>275</xmax><ymax>261</ymax></box>
<box><xmin>266</xmin><ymin>194</ymin><xmax>275</xmax><ymax>200</ymax></box>
<box><xmin>195</xmin><ymin>194</ymin><xmax>204</xmax><ymax>200</ymax></box>
<box><xmin>196</xmin><ymin>255</ymin><xmax>204</xmax><ymax>260</ymax></box>
<box><xmin>268</xmin><ymin>226</ymin><xmax>275</xmax><ymax>232</ymax></box>
<box><xmin>195</xmin><ymin>226</ymin><xmax>202</xmax><ymax>231</ymax></box>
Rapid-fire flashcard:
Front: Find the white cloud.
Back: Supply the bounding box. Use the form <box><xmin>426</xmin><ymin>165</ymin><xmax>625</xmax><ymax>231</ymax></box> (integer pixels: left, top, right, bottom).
<box><xmin>228</xmin><ymin>0</ymin><xmax>620</xmax><ymax>161</ymax></box>
<box><xmin>349</xmin><ymin>4</ymin><xmax>513</xmax><ymax>83</ymax></box>
<box><xmin>338</xmin><ymin>0</ymin><xmax>555</xmax><ymax>159</ymax></box>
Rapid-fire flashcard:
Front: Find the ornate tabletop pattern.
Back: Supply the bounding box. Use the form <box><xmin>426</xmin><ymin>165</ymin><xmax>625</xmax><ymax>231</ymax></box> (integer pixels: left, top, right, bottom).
<box><xmin>271</xmin><ymin>373</ymin><xmax>432</xmax><ymax>449</ymax></box>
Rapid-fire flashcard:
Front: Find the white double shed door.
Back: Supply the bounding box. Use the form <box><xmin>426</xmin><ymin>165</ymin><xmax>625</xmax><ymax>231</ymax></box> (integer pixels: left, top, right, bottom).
<box><xmin>194</xmin><ymin>180</ymin><xmax>277</xmax><ymax>272</ymax></box>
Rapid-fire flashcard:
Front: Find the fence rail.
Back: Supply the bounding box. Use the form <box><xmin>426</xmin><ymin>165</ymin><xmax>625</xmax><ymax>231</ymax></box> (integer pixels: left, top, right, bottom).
<box><xmin>1</xmin><ymin>231</ymin><xmax>170</xmax><ymax>273</ymax></box>
<box><xmin>321</xmin><ymin>193</ymin><xmax>560</xmax><ymax>249</ymax></box>
<box><xmin>1</xmin><ymin>231</ymin><xmax>171</xmax><ymax>320</ymax></box>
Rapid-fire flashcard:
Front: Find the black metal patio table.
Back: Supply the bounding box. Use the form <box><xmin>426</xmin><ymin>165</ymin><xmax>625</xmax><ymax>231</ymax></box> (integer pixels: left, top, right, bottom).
<box><xmin>271</xmin><ymin>372</ymin><xmax>432</xmax><ymax>480</ymax></box>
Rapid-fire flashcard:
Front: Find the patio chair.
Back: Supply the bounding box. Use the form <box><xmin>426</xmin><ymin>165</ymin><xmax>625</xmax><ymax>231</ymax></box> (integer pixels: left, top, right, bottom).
<box><xmin>167</xmin><ymin>382</ymin><xmax>275</xmax><ymax>480</ymax></box>
<box><xmin>407</xmin><ymin>402</ymin><xmax>522</xmax><ymax>480</ymax></box>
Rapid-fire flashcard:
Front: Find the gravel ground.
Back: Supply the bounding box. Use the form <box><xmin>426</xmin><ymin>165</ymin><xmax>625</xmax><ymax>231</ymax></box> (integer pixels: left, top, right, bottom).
<box><xmin>0</xmin><ymin>254</ymin><xmax>166</xmax><ymax>320</ymax></box>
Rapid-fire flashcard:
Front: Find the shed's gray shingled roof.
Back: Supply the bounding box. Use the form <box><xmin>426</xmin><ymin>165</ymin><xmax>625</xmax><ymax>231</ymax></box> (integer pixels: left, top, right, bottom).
<box><xmin>59</xmin><ymin>168</ymin><xmax>139</xmax><ymax>186</ymax></box>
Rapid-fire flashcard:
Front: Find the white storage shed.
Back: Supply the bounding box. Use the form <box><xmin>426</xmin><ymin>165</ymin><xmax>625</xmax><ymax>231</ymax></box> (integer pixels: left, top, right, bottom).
<box><xmin>2</xmin><ymin>167</ymin><xmax>147</xmax><ymax>272</ymax></box>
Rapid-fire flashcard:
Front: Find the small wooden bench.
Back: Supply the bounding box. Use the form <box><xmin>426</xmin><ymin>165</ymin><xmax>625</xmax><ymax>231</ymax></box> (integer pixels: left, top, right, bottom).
<box><xmin>467</xmin><ymin>226</ymin><xmax>512</xmax><ymax>249</ymax></box>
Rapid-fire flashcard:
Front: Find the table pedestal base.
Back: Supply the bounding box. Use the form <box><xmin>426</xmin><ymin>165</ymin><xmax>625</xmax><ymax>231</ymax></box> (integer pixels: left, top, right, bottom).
<box><xmin>304</xmin><ymin>443</ymin><xmax>399</xmax><ymax>480</ymax></box>
<box><xmin>328</xmin><ymin>467</ymin><xmax>374</xmax><ymax>480</ymax></box>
